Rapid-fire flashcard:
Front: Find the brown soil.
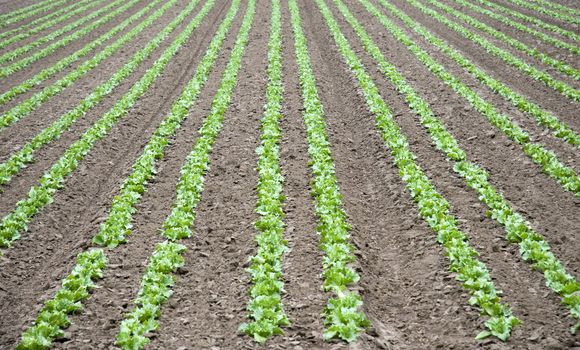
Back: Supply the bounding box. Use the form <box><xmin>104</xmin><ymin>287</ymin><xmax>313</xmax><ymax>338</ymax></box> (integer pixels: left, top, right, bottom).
<box><xmin>492</xmin><ymin>0</ymin><xmax>580</xmax><ymax>30</ymax></box>
<box><xmin>0</xmin><ymin>0</ymin><xmax>578</xmax><ymax>349</ymax></box>
<box><xmin>434</xmin><ymin>0</ymin><xmax>578</xmax><ymax>69</ymax></box>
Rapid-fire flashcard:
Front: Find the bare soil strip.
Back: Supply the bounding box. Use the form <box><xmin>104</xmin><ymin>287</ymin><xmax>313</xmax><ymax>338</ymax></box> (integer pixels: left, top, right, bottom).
<box><xmin>0</xmin><ymin>0</ymin><xmax>152</xmax><ymax>90</ymax></box>
<box><xmin>0</xmin><ymin>1</ymin><xmax>231</xmax><ymax>347</ymax></box>
<box><xmin>0</xmin><ymin>0</ymin><xmax>578</xmax><ymax>348</ymax></box>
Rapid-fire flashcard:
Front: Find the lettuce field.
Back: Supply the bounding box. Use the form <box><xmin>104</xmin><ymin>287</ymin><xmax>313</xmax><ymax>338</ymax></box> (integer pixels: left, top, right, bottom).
<box><xmin>0</xmin><ymin>0</ymin><xmax>578</xmax><ymax>348</ymax></box>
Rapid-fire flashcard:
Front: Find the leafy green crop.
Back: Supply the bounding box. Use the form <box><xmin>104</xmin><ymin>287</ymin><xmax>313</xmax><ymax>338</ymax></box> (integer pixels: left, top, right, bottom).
<box><xmin>451</xmin><ymin>0</ymin><xmax>579</xmax><ymax>55</ymax></box>
<box><xmin>409</xmin><ymin>0</ymin><xmax>580</xmax><ymax>101</ymax></box>
<box><xmin>16</xmin><ymin>250</ymin><xmax>107</xmax><ymax>349</ymax></box>
<box><xmin>317</xmin><ymin>0</ymin><xmax>519</xmax><ymax>340</ymax></box>
<box><xmin>526</xmin><ymin>0</ymin><xmax>580</xmax><ymax>16</ymax></box>
<box><xmin>502</xmin><ymin>0</ymin><xmax>580</xmax><ymax>25</ymax></box>
<box><xmin>0</xmin><ymin>0</ymin><xmax>71</xmax><ymax>28</ymax></box>
<box><xmin>289</xmin><ymin>0</ymin><xmax>370</xmax><ymax>342</ymax></box>
<box><xmin>93</xmin><ymin>0</ymin><xmax>235</xmax><ymax>248</ymax></box>
<box><xmin>0</xmin><ymin>0</ymin><xmax>57</xmax><ymax>23</ymax></box>
<box><xmin>0</xmin><ymin>0</ymin><xmax>180</xmax><ymax>187</ymax></box>
<box><xmin>116</xmin><ymin>1</ymin><xmax>254</xmax><ymax>348</ymax></box>
<box><xmin>16</xmin><ymin>0</ymin><xmax>243</xmax><ymax>346</ymax></box>
<box><xmin>0</xmin><ymin>0</ymin><xmax>215</xmax><ymax>249</ymax></box>
<box><xmin>239</xmin><ymin>0</ymin><xmax>290</xmax><ymax>343</ymax></box>
<box><xmin>0</xmin><ymin>0</ymin><xmax>168</xmax><ymax>128</ymax></box>
<box><xmin>378</xmin><ymin>0</ymin><xmax>579</xmax><ymax>148</ymax></box>
<box><xmin>374</xmin><ymin>0</ymin><xmax>580</xmax><ymax>196</ymax></box>
<box><xmin>472</xmin><ymin>0</ymin><xmax>580</xmax><ymax>42</ymax></box>
<box><xmin>426</xmin><ymin>0</ymin><xmax>579</xmax><ymax>80</ymax></box>
<box><xmin>0</xmin><ymin>0</ymin><xmax>110</xmax><ymax>62</ymax></box>
<box><xmin>346</xmin><ymin>0</ymin><xmax>580</xmax><ymax>334</ymax></box>
<box><xmin>0</xmin><ymin>0</ymin><xmax>103</xmax><ymax>51</ymax></box>
<box><xmin>0</xmin><ymin>0</ymin><xmax>160</xmax><ymax>107</ymax></box>
<box><xmin>0</xmin><ymin>0</ymin><xmax>94</xmax><ymax>44</ymax></box>
<box><xmin>0</xmin><ymin>0</ymin><xmax>141</xmax><ymax>78</ymax></box>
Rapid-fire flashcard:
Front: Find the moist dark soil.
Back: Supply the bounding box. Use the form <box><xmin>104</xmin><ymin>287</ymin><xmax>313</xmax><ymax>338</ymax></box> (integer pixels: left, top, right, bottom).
<box><xmin>0</xmin><ymin>0</ymin><xmax>578</xmax><ymax>349</ymax></box>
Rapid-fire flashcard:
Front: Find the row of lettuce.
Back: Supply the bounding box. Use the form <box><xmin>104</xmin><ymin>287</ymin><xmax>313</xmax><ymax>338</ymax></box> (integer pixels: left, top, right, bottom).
<box><xmin>288</xmin><ymin>0</ymin><xmax>370</xmax><ymax>342</ymax></box>
<box><xmin>0</xmin><ymin>0</ymin><xmax>101</xmax><ymax>50</ymax></box>
<box><xmin>0</xmin><ymin>0</ymin><xmax>70</xmax><ymax>28</ymax></box>
<box><xmin>3</xmin><ymin>0</ymin><xmax>579</xmax><ymax>347</ymax></box>
<box><xmin>238</xmin><ymin>0</ymin><xmax>290</xmax><ymax>343</ymax></box>
<box><xmin>0</xmin><ymin>0</ymin><xmax>176</xmax><ymax>188</ymax></box>
<box><xmin>0</xmin><ymin>0</ymin><xmax>142</xmax><ymax>78</ymax></box>
<box><xmin>16</xmin><ymin>0</ymin><xmax>227</xmax><ymax>347</ymax></box>
<box><xmin>0</xmin><ymin>0</ymin><xmax>206</xmax><ymax>247</ymax></box>
<box><xmin>0</xmin><ymin>0</ymin><xmax>112</xmax><ymax>63</ymax></box>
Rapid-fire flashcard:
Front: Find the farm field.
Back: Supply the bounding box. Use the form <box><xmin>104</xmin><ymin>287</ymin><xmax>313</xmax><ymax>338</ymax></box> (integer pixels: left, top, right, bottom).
<box><xmin>0</xmin><ymin>0</ymin><xmax>578</xmax><ymax>349</ymax></box>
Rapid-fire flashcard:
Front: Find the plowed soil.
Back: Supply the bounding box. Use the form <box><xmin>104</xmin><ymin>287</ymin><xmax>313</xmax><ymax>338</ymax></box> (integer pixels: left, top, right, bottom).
<box><xmin>0</xmin><ymin>0</ymin><xmax>579</xmax><ymax>349</ymax></box>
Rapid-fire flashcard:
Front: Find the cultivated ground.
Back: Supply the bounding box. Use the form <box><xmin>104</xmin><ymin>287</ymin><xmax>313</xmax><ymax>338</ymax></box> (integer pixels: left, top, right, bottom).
<box><xmin>0</xmin><ymin>0</ymin><xmax>578</xmax><ymax>349</ymax></box>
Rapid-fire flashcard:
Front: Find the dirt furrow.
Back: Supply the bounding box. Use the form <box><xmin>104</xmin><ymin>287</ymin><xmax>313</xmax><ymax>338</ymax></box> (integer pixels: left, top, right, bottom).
<box><xmin>0</xmin><ymin>0</ymin><xmax>151</xmax><ymax>89</ymax></box>
<box><xmin>0</xmin><ymin>0</ymin><xmax>205</xmax><ymax>214</ymax></box>
<box><xmin>382</xmin><ymin>0</ymin><xmax>579</xmax><ymax>117</ymax></box>
<box><xmin>0</xmin><ymin>1</ymin><xmax>232</xmax><ymax>348</ymax></box>
<box><xmin>149</xmin><ymin>1</ymin><xmax>272</xmax><ymax>348</ymax></box>
<box><xmin>435</xmin><ymin>0</ymin><xmax>578</xmax><ymax>67</ymax></box>
<box><xmin>0</xmin><ymin>0</ymin><xmax>170</xmax><ymax>118</ymax></box>
<box><xmin>332</xmin><ymin>0</ymin><xmax>580</xmax><ymax>347</ymax></box>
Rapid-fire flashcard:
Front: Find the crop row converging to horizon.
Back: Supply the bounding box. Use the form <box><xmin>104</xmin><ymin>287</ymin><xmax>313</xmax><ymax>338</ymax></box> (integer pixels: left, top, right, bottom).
<box><xmin>1</xmin><ymin>0</ymin><xmax>579</xmax><ymax>348</ymax></box>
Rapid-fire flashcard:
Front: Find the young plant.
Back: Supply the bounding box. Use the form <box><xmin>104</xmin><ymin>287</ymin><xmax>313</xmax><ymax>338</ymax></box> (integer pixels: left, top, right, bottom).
<box><xmin>342</xmin><ymin>0</ymin><xmax>579</xmax><ymax>334</ymax></box>
<box><xmin>117</xmin><ymin>2</ymin><xmax>255</xmax><ymax>348</ymax></box>
<box><xmin>239</xmin><ymin>0</ymin><xmax>290</xmax><ymax>343</ymax></box>
<box><xmin>0</xmin><ymin>0</ymin><xmax>216</xmax><ymax>248</ymax></box>
<box><xmin>0</xmin><ymin>0</ymin><xmax>141</xmax><ymax>78</ymax></box>
<box><xmin>17</xmin><ymin>0</ymin><xmax>238</xmax><ymax>346</ymax></box>
<box><xmin>16</xmin><ymin>250</ymin><xmax>107</xmax><ymax>350</ymax></box>
<box><xmin>288</xmin><ymin>0</ymin><xmax>370</xmax><ymax>342</ymax></box>
<box><xmin>316</xmin><ymin>0</ymin><xmax>519</xmax><ymax>340</ymax></box>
